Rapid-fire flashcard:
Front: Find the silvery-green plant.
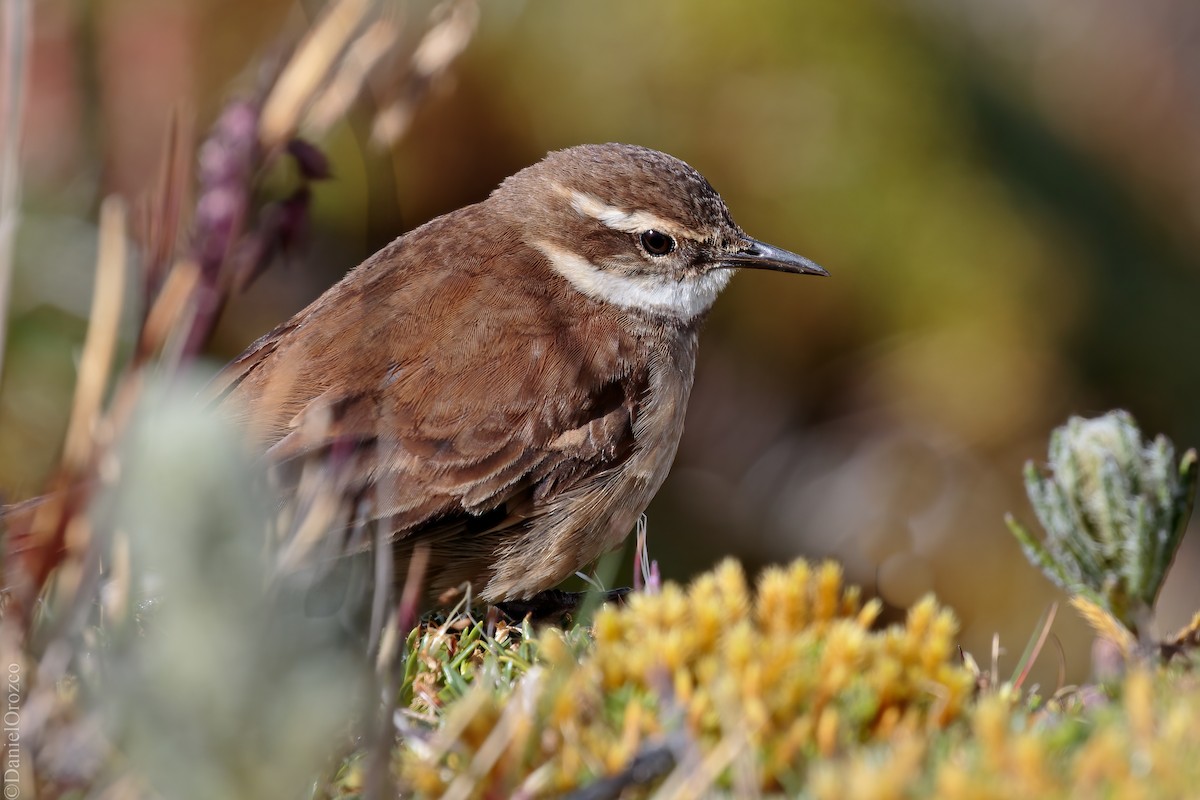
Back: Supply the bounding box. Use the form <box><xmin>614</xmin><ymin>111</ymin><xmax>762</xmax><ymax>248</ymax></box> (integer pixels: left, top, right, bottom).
<box><xmin>83</xmin><ymin>374</ymin><xmax>367</xmax><ymax>799</ymax></box>
<box><xmin>1007</xmin><ymin>410</ymin><xmax>1197</xmax><ymax>641</ymax></box>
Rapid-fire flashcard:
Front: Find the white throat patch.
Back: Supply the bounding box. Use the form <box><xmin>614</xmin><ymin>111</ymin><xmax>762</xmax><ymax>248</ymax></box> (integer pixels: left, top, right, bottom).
<box><xmin>535</xmin><ymin>240</ymin><xmax>731</xmax><ymax>321</ymax></box>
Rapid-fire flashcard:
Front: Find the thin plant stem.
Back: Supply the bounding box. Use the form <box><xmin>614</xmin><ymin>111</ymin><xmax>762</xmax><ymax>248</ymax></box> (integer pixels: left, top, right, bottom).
<box><xmin>0</xmin><ymin>0</ymin><xmax>31</xmax><ymax>385</ymax></box>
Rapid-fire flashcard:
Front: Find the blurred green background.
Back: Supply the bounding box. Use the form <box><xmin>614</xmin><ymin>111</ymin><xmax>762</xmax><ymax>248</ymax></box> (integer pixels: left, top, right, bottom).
<box><xmin>4</xmin><ymin>0</ymin><xmax>1199</xmax><ymax>686</ymax></box>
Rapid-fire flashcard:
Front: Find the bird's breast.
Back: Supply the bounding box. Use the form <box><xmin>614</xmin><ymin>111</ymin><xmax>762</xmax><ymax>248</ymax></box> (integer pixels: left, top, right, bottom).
<box><xmin>485</xmin><ymin>329</ymin><xmax>700</xmax><ymax>599</ymax></box>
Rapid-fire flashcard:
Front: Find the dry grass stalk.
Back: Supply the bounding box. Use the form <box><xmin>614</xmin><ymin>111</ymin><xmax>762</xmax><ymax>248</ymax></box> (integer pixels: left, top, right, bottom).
<box><xmin>307</xmin><ymin>17</ymin><xmax>401</xmax><ymax>133</ymax></box>
<box><xmin>62</xmin><ymin>198</ymin><xmax>127</xmax><ymax>472</ymax></box>
<box><xmin>0</xmin><ymin>0</ymin><xmax>31</xmax><ymax>381</ymax></box>
<box><xmin>4</xmin><ymin>198</ymin><xmax>127</xmax><ymax>620</ymax></box>
<box><xmin>260</xmin><ymin>0</ymin><xmax>375</xmax><ymax>149</ymax></box>
<box><xmin>136</xmin><ymin>258</ymin><xmax>200</xmax><ymax>370</ymax></box>
<box><xmin>136</xmin><ymin>110</ymin><xmax>194</xmax><ymax>314</ymax></box>
<box><xmin>372</xmin><ymin>0</ymin><xmax>479</xmax><ymax>147</ymax></box>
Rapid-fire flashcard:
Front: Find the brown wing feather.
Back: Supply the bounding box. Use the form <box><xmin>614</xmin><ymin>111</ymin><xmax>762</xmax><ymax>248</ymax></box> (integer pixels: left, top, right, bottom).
<box><xmin>213</xmin><ymin>204</ymin><xmax>647</xmax><ymax>561</ymax></box>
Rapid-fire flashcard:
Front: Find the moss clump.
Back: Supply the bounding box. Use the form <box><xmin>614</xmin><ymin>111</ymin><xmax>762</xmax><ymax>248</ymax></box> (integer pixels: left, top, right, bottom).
<box><xmin>385</xmin><ymin>561</ymin><xmax>1200</xmax><ymax>800</ymax></box>
<box><xmin>808</xmin><ymin>668</ymin><xmax>1200</xmax><ymax>800</ymax></box>
<box><xmin>394</xmin><ymin>559</ymin><xmax>974</xmax><ymax>796</ymax></box>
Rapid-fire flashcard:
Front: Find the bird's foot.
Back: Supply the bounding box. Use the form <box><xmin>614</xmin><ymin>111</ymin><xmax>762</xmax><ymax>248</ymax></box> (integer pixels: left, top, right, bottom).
<box><xmin>495</xmin><ymin>587</ymin><xmax>629</xmax><ymax>626</ymax></box>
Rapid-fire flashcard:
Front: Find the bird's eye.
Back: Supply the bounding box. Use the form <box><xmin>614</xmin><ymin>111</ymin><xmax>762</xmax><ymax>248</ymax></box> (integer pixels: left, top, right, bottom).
<box><xmin>639</xmin><ymin>230</ymin><xmax>676</xmax><ymax>256</ymax></box>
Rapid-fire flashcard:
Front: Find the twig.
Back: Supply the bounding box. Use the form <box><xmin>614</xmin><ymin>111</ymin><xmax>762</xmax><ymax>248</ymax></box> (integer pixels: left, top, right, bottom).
<box><xmin>651</xmin><ymin>732</ymin><xmax>744</xmax><ymax>800</ymax></box>
<box><xmin>562</xmin><ymin>743</ymin><xmax>677</xmax><ymax>800</ymax></box>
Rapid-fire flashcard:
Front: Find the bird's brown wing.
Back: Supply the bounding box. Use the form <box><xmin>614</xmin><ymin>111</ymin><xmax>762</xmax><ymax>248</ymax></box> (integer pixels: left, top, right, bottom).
<box><xmin>205</xmin><ymin>317</ymin><xmax>300</xmax><ymax>406</ymax></box>
<box><xmin>213</xmin><ymin>205</ymin><xmax>646</xmax><ymax>543</ymax></box>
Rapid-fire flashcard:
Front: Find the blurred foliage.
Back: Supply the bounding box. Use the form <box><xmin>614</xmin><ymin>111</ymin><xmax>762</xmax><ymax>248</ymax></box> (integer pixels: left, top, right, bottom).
<box><xmin>4</xmin><ymin>0</ymin><xmax>1200</xmax><ymax>690</ymax></box>
<box><xmin>94</xmin><ymin>377</ymin><xmax>367</xmax><ymax>799</ymax></box>
<box><xmin>15</xmin><ymin>375</ymin><xmax>367</xmax><ymax>798</ymax></box>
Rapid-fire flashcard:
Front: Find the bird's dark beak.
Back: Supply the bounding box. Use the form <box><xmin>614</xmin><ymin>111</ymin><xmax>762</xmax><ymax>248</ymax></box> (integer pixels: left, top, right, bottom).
<box><xmin>724</xmin><ymin>237</ymin><xmax>829</xmax><ymax>276</ymax></box>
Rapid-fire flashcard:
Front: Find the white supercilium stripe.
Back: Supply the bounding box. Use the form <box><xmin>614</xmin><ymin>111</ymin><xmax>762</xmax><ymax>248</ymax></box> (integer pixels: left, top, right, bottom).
<box><xmin>535</xmin><ymin>240</ymin><xmax>731</xmax><ymax>321</ymax></box>
<box><xmin>562</xmin><ymin>187</ymin><xmax>700</xmax><ymax>239</ymax></box>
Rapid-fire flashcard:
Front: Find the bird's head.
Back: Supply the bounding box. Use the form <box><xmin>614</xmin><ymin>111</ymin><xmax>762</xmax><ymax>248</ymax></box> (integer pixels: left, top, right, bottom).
<box><xmin>491</xmin><ymin>143</ymin><xmax>827</xmax><ymax>322</ymax></box>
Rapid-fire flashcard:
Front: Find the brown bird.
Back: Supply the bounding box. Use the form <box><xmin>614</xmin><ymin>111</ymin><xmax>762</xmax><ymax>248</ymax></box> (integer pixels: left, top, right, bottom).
<box><xmin>210</xmin><ymin>143</ymin><xmax>826</xmax><ymax>605</ymax></box>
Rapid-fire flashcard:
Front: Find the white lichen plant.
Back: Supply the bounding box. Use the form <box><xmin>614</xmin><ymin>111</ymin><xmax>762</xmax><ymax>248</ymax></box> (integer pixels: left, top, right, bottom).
<box><xmin>1007</xmin><ymin>410</ymin><xmax>1197</xmax><ymax>643</ymax></box>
